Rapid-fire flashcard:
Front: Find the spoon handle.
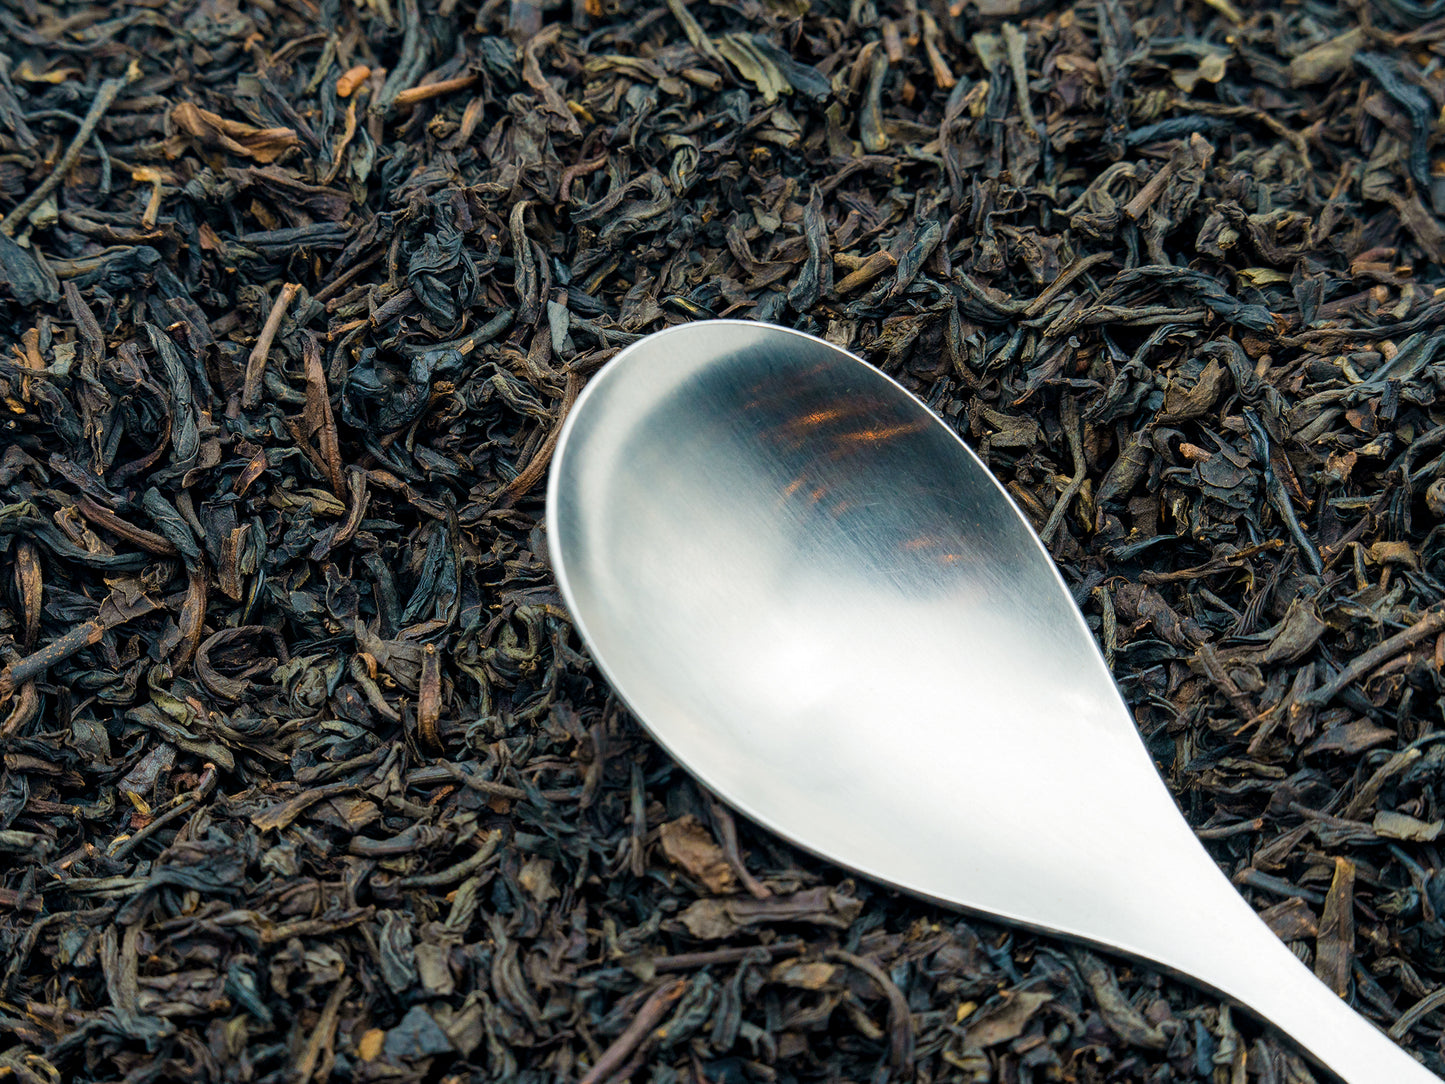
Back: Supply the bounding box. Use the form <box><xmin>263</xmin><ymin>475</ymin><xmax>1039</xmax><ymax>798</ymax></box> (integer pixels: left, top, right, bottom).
<box><xmin>1172</xmin><ymin>876</ymin><xmax>1439</xmax><ymax>1083</ymax></box>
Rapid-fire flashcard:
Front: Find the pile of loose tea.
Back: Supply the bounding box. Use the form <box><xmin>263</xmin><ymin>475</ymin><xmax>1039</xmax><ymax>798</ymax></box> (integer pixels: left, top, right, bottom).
<box><xmin>2</xmin><ymin>0</ymin><xmax>1444</xmax><ymax>1080</ymax></box>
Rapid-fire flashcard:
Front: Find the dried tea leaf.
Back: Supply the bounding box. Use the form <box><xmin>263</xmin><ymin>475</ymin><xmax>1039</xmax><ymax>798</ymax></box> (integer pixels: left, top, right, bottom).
<box><xmin>415</xmin><ymin>941</ymin><xmax>456</xmax><ymax>996</ymax></box>
<box><xmin>660</xmin><ymin>814</ymin><xmax>737</xmax><ymax>894</ymax></box>
<box><xmin>1324</xmin><ymin>450</ymin><xmax>1357</xmax><ymax>485</ymax></box>
<box><xmin>169</xmin><ymin>102</ymin><xmax>299</xmax><ymax>163</ymax></box>
<box><xmin>1259</xmin><ymin>897</ymin><xmax>1320</xmax><ymax>941</ymax></box>
<box><xmin>1157</xmin><ymin>358</ymin><xmax>1226</xmax><ymax>424</ymax></box>
<box><xmin>1238</xmin><ymin>266</ymin><xmax>1291</xmax><ymax>286</ymax></box>
<box><xmin>0</xmin><ymin>232</ymin><xmax>59</xmax><ymax>306</ymax></box>
<box><xmin>747</xmin><ymin>36</ymin><xmax>831</xmax><ymax>101</ymax></box>
<box><xmin>1315</xmin><ymin>857</ymin><xmax>1356</xmax><ymax>996</ymax></box>
<box><xmin>376</xmin><ymin>910</ymin><xmax>418</xmax><ymax>994</ymax></box>
<box><xmin>383</xmin><ymin>1005</ymin><xmax>454</xmax><ymax>1060</ymax></box>
<box><xmin>1257</xmin><ymin>599</ymin><xmax>1327</xmax><ymax>666</ymax></box>
<box><xmin>1071</xmin><ymin>948</ymin><xmax>1167</xmax><ymax>1049</ymax></box>
<box><xmin>715</xmin><ymin>34</ymin><xmax>789</xmax><ymax>104</ymax></box>
<box><xmin>119</xmin><ymin>742</ymin><xmax>176</xmax><ymax>810</ymax></box>
<box><xmin>964</xmin><ymin>989</ymin><xmax>1052</xmax><ymax>1046</ymax></box>
<box><xmin>769</xmin><ymin>960</ymin><xmax>838</xmax><ymax>989</ymax></box>
<box><xmin>1374</xmin><ymin>811</ymin><xmax>1443</xmax><ymax>842</ymax></box>
<box><xmin>1367</xmin><ymin>540</ymin><xmax>1419</xmax><ymax>569</ymax></box>
<box><xmin>251</xmin><ymin>783</ymin><xmax>358</xmax><ymax>832</ymax></box>
<box><xmin>1289</xmin><ymin>29</ymin><xmax>1364</xmax><ymax>86</ymax></box>
<box><xmin>1114</xmin><ymin>582</ymin><xmax>1206</xmax><ymax>647</ymax></box>
<box><xmin>676</xmin><ymin>886</ymin><xmax>862</xmax><ymax>940</ymax></box>
<box><xmin>518</xmin><ymin>856</ymin><xmax>558</xmax><ymax>902</ymax></box>
<box><xmin>1304</xmin><ymin>721</ymin><xmax>1397</xmax><ymax>756</ymax></box>
<box><xmin>1097</xmin><ymin>430</ymin><xmax>1152</xmax><ymax>505</ymax></box>
<box><xmin>357</xmin><ymin>1029</ymin><xmax>385</xmax><ymax>1061</ymax></box>
<box><xmin>1170</xmin><ymin>50</ymin><xmax>1228</xmax><ymax>93</ymax></box>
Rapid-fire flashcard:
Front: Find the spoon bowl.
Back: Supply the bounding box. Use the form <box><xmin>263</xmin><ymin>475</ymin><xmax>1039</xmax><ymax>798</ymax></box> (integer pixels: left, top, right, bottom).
<box><xmin>547</xmin><ymin>320</ymin><xmax>1438</xmax><ymax>1083</ymax></box>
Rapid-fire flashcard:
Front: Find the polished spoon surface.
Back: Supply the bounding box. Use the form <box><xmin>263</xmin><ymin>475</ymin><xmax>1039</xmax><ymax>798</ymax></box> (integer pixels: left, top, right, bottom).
<box><xmin>545</xmin><ymin>319</ymin><xmax>1437</xmax><ymax>1083</ymax></box>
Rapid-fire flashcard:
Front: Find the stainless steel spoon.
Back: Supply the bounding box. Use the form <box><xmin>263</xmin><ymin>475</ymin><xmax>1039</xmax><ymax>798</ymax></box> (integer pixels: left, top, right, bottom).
<box><xmin>545</xmin><ymin>319</ymin><xmax>1438</xmax><ymax>1083</ymax></box>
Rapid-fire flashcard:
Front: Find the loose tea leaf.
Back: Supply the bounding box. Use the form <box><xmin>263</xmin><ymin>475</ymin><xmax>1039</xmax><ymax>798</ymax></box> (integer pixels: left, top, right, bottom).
<box><xmin>660</xmin><ymin>814</ymin><xmax>737</xmax><ymax>894</ymax></box>
<box><xmin>1316</xmin><ymin>857</ymin><xmax>1358</xmax><ymax>997</ymax></box>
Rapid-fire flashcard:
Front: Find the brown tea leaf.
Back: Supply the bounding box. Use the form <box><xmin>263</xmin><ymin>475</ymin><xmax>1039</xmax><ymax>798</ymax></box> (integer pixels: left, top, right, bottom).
<box><xmin>769</xmin><ymin>960</ymin><xmax>838</xmax><ymax>989</ymax></box>
<box><xmin>1374</xmin><ymin>811</ymin><xmax>1444</xmax><ymax>842</ymax></box>
<box><xmin>1315</xmin><ymin>857</ymin><xmax>1356</xmax><ymax>997</ymax></box>
<box><xmin>1259</xmin><ymin>897</ymin><xmax>1320</xmax><ymax>941</ymax></box>
<box><xmin>1289</xmin><ymin>29</ymin><xmax>1364</xmax><ymax>86</ymax></box>
<box><xmin>1367</xmin><ymin>540</ymin><xmax>1419</xmax><ymax>569</ymax></box>
<box><xmin>169</xmin><ymin>102</ymin><xmax>299</xmax><ymax>163</ymax></box>
<box><xmin>518</xmin><ymin>857</ymin><xmax>558</xmax><ymax>903</ymax></box>
<box><xmin>1257</xmin><ymin>598</ymin><xmax>1327</xmax><ymax>666</ymax></box>
<box><xmin>964</xmin><ymin>990</ymin><xmax>1052</xmax><ymax>1046</ymax></box>
<box><xmin>357</xmin><ymin>1029</ymin><xmax>385</xmax><ymax>1061</ymax></box>
<box><xmin>676</xmin><ymin>887</ymin><xmax>862</xmax><ymax>940</ymax></box>
<box><xmin>251</xmin><ymin>783</ymin><xmax>359</xmax><ymax>832</ymax></box>
<box><xmin>1303</xmin><ymin>721</ymin><xmax>1397</xmax><ymax>756</ymax></box>
<box><xmin>659</xmin><ymin>814</ymin><xmax>737</xmax><ymax>894</ymax></box>
<box><xmin>1071</xmin><ymin>949</ymin><xmax>1167</xmax><ymax>1049</ymax></box>
<box><xmin>1156</xmin><ymin>358</ymin><xmax>1226</xmax><ymax>424</ymax></box>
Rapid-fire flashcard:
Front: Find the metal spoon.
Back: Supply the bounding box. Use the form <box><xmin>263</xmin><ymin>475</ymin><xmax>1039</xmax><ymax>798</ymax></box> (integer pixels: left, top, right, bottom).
<box><xmin>545</xmin><ymin>320</ymin><xmax>1437</xmax><ymax>1083</ymax></box>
